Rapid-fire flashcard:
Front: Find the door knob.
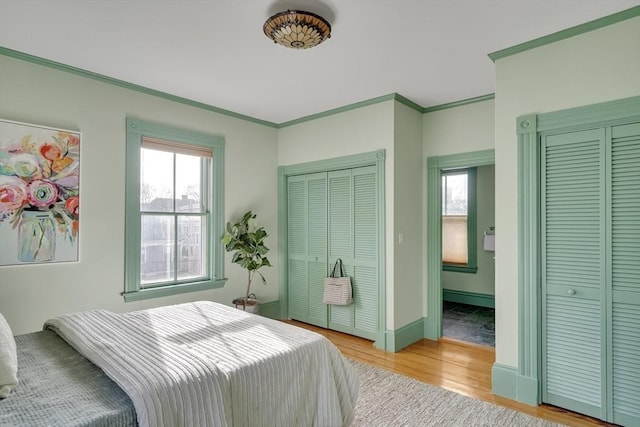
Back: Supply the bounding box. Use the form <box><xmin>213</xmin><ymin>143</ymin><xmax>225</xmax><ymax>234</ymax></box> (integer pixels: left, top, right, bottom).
<box><xmin>567</xmin><ymin>289</ymin><xmax>576</xmax><ymax>296</ymax></box>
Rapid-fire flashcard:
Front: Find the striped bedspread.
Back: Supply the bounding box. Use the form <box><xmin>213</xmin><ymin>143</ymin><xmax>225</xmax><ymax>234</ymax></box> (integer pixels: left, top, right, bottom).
<box><xmin>44</xmin><ymin>301</ymin><xmax>358</xmax><ymax>427</ymax></box>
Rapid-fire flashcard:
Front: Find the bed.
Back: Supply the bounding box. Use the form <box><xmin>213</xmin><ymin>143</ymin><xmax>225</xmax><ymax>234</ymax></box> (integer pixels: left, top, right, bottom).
<box><xmin>0</xmin><ymin>301</ymin><xmax>359</xmax><ymax>427</ymax></box>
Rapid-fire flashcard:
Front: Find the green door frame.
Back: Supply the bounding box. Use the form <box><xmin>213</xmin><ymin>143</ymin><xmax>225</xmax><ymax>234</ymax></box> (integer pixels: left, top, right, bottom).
<box><xmin>277</xmin><ymin>150</ymin><xmax>387</xmax><ymax>349</ymax></box>
<box><xmin>514</xmin><ymin>96</ymin><xmax>640</xmax><ymax>406</ymax></box>
<box><xmin>425</xmin><ymin>149</ymin><xmax>495</xmax><ymax>339</ymax></box>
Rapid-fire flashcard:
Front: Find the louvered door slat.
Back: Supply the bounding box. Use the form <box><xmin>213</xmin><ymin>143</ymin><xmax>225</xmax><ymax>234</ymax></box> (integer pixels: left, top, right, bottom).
<box><xmin>542</xmin><ymin>128</ymin><xmax>604</xmax><ymax>420</ymax></box>
<box><xmin>610</xmin><ymin>123</ymin><xmax>640</xmax><ymax>427</ymax></box>
<box><xmin>328</xmin><ymin>172</ymin><xmax>353</xmax><ymax>261</ymax></box>
<box><xmin>288</xmin><ymin>178</ymin><xmax>306</xmax><ymax>256</ymax></box>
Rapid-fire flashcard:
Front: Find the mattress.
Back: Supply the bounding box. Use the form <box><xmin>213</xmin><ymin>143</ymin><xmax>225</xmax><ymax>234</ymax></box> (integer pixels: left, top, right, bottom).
<box><xmin>0</xmin><ymin>330</ymin><xmax>136</xmax><ymax>427</ymax></box>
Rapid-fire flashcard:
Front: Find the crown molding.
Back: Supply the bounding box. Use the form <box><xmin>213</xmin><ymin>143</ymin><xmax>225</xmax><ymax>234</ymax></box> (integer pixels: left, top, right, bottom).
<box><xmin>0</xmin><ymin>46</ymin><xmax>279</xmax><ymax>129</ymax></box>
<box><xmin>489</xmin><ymin>5</ymin><xmax>640</xmax><ymax>62</ymax></box>
<box><xmin>422</xmin><ymin>93</ymin><xmax>495</xmax><ymax>114</ymax></box>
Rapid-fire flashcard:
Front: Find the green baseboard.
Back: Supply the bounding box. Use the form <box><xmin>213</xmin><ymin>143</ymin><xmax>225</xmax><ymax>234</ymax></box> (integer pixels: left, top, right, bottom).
<box><xmin>443</xmin><ymin>289</ymin><xmax>495</xmax><ymax>308</ymax></box>
<box><xmin>491</xmin><ymin>363</ymin><xmax>539</xmax><ymax>406</ymax></box>
<box><xmin>258</xmin><ymin>300</ymin><xmax>282</xmax><ymax>319</ymax></box>
<box><xmin>385</xmin><ymin>317</ymin><xmax>425</xmax><ymax>352</ymax></box>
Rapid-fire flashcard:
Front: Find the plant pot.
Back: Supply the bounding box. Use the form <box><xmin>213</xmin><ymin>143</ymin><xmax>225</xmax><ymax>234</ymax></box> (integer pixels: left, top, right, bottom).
<box><xmin>232</xmin><ymin>294</ymin><xmax>259</xmax><ymax>314</ymax></box>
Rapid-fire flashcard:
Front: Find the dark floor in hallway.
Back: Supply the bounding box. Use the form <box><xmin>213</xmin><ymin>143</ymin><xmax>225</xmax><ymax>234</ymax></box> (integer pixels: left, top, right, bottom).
<box><xmin>442</xmin><ymin>301</ymin><xmax>495</xmax><ymax>347</ymax></box>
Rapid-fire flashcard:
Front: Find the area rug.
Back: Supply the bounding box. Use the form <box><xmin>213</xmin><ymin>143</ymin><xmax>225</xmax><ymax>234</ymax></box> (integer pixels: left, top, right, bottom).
<box><xmin>352</xmin><ymin>361</ymin><xmax>562</xmax><ymax>426</ymax></box>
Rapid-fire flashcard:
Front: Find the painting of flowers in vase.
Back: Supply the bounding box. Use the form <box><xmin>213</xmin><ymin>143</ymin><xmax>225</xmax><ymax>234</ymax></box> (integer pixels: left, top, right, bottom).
<box><xmin>0</xmin><ymin>119</ymin><xmax>80</xmax><ymax>265</ymax></box>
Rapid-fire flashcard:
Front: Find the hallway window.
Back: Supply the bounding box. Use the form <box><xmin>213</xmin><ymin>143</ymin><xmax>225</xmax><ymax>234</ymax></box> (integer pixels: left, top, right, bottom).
<box><xmin>442</xmin><ymin>168</ymin><xmax>477</xmax><ymax>273</ymax></box>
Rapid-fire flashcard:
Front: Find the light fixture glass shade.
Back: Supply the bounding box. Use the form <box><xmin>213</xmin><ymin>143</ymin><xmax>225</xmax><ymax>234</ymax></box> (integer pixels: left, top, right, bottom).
<box><xmin>263</xmin><ymin>10</ymin><xmax>331</xmax><ymax>49</ymax></box>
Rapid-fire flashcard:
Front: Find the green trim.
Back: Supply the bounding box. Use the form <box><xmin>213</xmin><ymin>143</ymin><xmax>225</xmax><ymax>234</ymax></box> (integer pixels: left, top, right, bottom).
<box><xmin>442</xmin><ymin>265</ymin><xmax>478</xmax><ymax>273</ymax></box>
<box><xmin>257</xmin><ymin>300</ymin><xmax>281</xmax><ymax>319</ymax></box>
<box><xmin>278</xmin><ymin>94</ymin><xmax>399</xmax><ymax>128</ymax></box>
<box><xmin>123</xmin><ymin>117</ymin><xmax>225</xmax><ymax>302</ymax></box>
<box><xmin>375</xmin><ymin>150</ymin><xmax>387</xmax><ymax>350</ymax></box>
<box><xmin>489</xmin><ymin>6</ymin><xmax>640</xmax><ymax>62</ymax></box>
<box><xmin>517</xmin><ymin>96</ymin><xmax>640</xmax><ymax>408</ymax></box>
<box><xmin>122</xmin><ymin>279</ymin><xmax>226</xmax><ymax>302</ymax></box>
<box><xmin>0</xmin><ymin>46</ymin><xmax>278</xmax><ymax>129</ymax></box>
<box><xmin>278</xmin><ymin>150</ymin><xmax>387</xmax><ymax>349</ymax></box>
<box><xmin>281</xmin><ymin>150</ymin><xmax>386</xmax><ymax>176</ymax></box>
<box><xmin>517</xmin><ymin>376</ymin><xmax>539</xmax><ymax>407</ymax></box>
<box><xmin>385</xmin><ymin>317</ymin><xmax>425</xmax><ymax>352</ymax></box>
<box><xmin>278</xmin><ymin>92</ymin><xmax>496</xmax><ymax>128</ymax></box>
<box><xmin>426</xmin><ymin>149</ymin><xmax>495</xmax><ymax>169</ymax></box>
<box><xmin>443</xmin><ymin>289</ymin><xmax>495</xmax><ymax>308</ymax></box>
<box><xmin>277</xmin><ymin>167</ymin><xmax>289</xmax><ymax>319</ymax></box>
<box><xmin>425</xmin><ymin>150</ymin><xmax>494</xmax><ymax>340</ymax></box>
<box><xmin>491</xmin><ymin>363</ymin><xmax>538</xmax><ymax>406</ymax></box>
<box><xmin>515</xmin><ymin>113</ymin><xmax>540</xmax><ymax>406</ymax></box>
<box><xmin>1</xmin><ymin>45</ymin><xmax>495</xmax><ymax>127</ymax></box>
<box><xmin>394</xmin><ymin>93</ymin><xmax>424</xmax><ymax>113</ymax></box>
<box><xmin>422</xmin><ymin>94</ymin><xmax>495</xmax><ymax>114</ymax></box>
<box><xmin>537</xmin><ymin>96</ymin><xmax>640</xmax><ymax>132</ymax></box>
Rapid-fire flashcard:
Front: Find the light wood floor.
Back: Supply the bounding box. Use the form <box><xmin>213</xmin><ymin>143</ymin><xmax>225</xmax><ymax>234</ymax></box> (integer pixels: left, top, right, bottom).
<box><xmin>287</xmin><ymin>320</ymin><xmax>613</xmax><ymax>427</ymax></box>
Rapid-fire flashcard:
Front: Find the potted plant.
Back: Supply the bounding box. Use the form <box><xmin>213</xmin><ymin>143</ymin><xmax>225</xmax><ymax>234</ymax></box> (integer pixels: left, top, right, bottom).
<box><xmin>222</xmin><ymin>210</ymin><xmax>271</xmax><ymax>313</ymax></box>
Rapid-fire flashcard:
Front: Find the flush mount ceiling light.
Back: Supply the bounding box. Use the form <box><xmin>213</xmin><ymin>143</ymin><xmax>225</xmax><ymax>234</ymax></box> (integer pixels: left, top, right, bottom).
<box><xmin>263</xmin><ymin>10</ymin><xmax>331</xmax><ymax>49</ymax></box>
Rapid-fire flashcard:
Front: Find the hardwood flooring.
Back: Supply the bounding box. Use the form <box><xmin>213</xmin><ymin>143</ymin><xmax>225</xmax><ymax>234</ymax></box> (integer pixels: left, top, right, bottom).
<box><xmin>287</xmin><ymin>320</ymin><xmax>614</xmax><ymax>427</ymax></box>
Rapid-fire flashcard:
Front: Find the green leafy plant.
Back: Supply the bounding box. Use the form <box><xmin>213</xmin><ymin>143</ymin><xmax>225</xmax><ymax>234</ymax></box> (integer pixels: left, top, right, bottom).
<box><xmin>222</xmin><ymin>211</ymin><xmax>271</xmax><ymax>299</ymax></box>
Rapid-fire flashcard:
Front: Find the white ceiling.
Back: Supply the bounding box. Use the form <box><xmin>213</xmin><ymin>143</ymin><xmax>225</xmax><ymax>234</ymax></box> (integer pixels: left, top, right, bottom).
<box><xmin>1</xmin><ymin>0</ymin><xmax>638</xmax><ymax>124</ymax></box>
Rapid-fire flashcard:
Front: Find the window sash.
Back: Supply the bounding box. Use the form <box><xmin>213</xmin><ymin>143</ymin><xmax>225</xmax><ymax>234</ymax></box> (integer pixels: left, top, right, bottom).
<box><xmin>140</xmin><ymin>212</ymin><xmax>209</xmax><ymax>288</ymax></box>
<box><xmin>139</xmin><ymin>145</ymin><xmax>210</xmax><ymax>287</ymax></box>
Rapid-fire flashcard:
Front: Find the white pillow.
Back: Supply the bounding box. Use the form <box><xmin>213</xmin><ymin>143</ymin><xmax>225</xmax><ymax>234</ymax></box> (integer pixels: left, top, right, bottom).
<box><xmin>0</xmin><ymin>313</ymin><xmax>18</xmax><ymax>398</ymax></box>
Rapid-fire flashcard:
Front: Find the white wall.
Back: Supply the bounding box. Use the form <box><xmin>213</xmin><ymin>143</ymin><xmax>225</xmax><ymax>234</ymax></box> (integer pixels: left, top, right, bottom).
<box><xmin>0</xmin><ymin>55</ymin><xmax>280</xmax><ymax>334</ymax></box>
<box><xmin>393</xmin><ymin>102</ymin><xmax>424</xmax><ymax>328</ymax></box>
<box><xmin>442</xmin><ymin>164</ymin><xmax>495</xmax><ymax>295</ymax></box>
<box><xmin>278</xmin><ymin>101</ymin><xmax>398</xmax><ymax>329</ymax></box>
<box><xmin>494</xmin><ymin>17</ymin><xmax>640</xmax><ymax>367</ymax></box>
<box><xmin>423</xmin><ymin>100</ymin><xmax>495</xmax><ymax>158</ymax></box>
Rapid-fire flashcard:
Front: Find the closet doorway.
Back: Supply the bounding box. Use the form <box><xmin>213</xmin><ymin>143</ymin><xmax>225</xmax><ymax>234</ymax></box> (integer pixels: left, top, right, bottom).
<box><xmin>516</xmin><ymin>96</ymin><xmax>639</xmax><ymax>425</ymax></box>
<box><xmin>278</xmin><ymin>150</ymin><xmax>386</xmax><ymax>349</ymax></box>
<box><xmin>425</xmin><ymin>149</ymin><xmax>495</xmax><ymax>341</ymax></box>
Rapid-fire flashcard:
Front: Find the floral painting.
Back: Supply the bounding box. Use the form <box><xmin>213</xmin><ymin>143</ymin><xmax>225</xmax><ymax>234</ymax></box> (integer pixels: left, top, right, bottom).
<box><xmin>0</xmin><ymin>119</ymin><xmax>80</xmax><ymax>265</ymax></box>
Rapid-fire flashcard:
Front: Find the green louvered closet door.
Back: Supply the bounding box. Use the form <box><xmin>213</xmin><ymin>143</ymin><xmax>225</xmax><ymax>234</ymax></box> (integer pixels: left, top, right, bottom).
<box><xmin>287</xmin><ymin>172</ymin><xmax>328</xmax><ymax>328</ymax></box>
<box><xmin>287</xmin><ymin>166</ymin><xmax>380</xmax><ymax>341</ymax></box>
<box><xmin>328</xmin><ymin>166</ymin><xmax>379</xmax><ymax>341</ymax></box>
<box><xmin>608</xmin><ymin>123</ymin><xmax>640</xmax><ymax>427</ymax></box>
<box><xmin>541</xmin><ymin>123</ymin><xmax>640</xmax><ymax>426</ymax></box>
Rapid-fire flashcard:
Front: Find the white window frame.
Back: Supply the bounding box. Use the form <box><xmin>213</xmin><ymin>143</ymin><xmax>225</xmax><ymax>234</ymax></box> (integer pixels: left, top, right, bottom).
<box><xmin>123</xmin><ymin>118</ymin><xmax>225</xmax><ymax>301</ymax></box>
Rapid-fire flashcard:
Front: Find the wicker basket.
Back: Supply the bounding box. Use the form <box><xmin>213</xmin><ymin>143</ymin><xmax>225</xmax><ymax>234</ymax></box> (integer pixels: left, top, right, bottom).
<box><xmin>232</xmin><ymin>293</ymin><xmax>259</xmax><ymax>314</ymax></box>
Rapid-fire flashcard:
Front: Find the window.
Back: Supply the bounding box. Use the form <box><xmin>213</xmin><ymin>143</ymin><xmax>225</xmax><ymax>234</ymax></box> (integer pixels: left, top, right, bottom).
<box><xmin>442</xmin><ymin>168</ymin><xmax>477</xmax><ymax>273</ymax></box>
<box><xmin>124</xmin><ymin>118</ymin><xmax>225</xmax><ymax>301</ymax></box>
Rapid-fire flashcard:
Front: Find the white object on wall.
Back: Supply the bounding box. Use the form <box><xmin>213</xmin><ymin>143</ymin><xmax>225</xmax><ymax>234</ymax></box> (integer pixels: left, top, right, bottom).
<box><xmin>483</xmin><ymin>229</ymin><xmax>495</xmax><ymax>252</ymax></box>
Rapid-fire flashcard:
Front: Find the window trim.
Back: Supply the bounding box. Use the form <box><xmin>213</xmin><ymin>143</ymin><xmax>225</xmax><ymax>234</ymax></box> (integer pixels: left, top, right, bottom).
<box><xmin>123</xmin><ymin>118</ymin><xmax>225</xmax><ymax>302</ymax></box>
<box><xmin>441</xmin><ymin>167</ymin><xmax>478</xmax><ymax>274</ymax></box>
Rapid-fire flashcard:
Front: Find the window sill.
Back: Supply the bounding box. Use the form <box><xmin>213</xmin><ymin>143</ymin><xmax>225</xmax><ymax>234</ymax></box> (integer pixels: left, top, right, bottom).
<box><xmin>442</xmin><ymin>264</ymin><xmax>478</xmax><ymax>274</ymax></box>
<box><xmin>123</xmin><ymin>278</ymin><xmax>227</xmax><ymax>302</ymax></box>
